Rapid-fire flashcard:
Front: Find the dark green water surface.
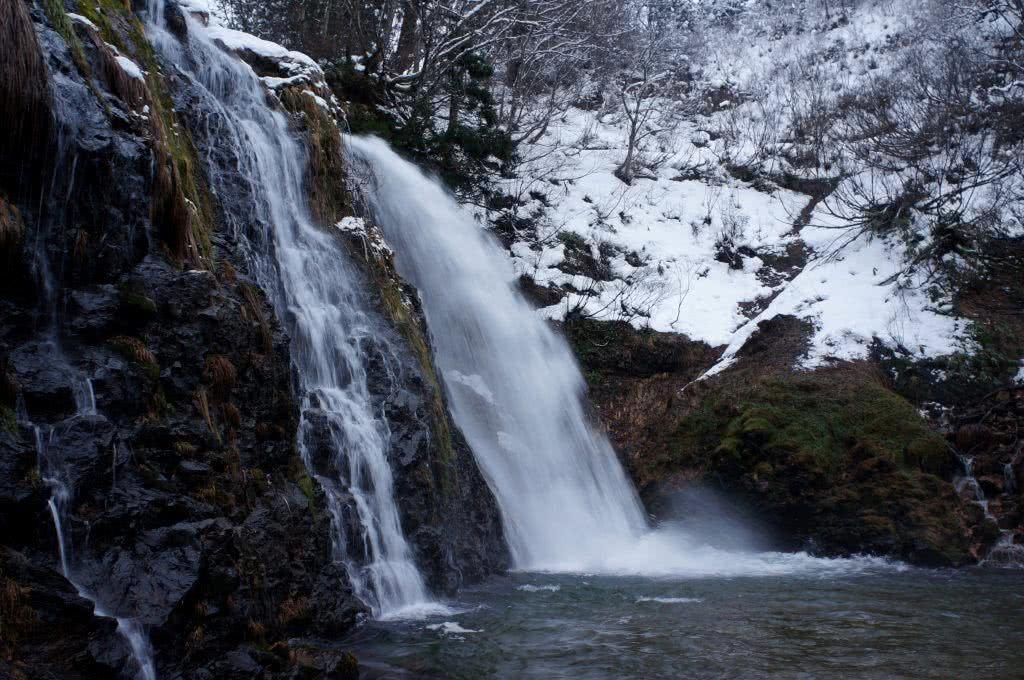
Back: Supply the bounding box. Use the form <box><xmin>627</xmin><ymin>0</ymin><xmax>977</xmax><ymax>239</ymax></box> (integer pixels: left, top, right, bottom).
<box><xmin>347</xmin><ymin>563</ymin><xmax>1024</xmax><ymax>679</ymax></box>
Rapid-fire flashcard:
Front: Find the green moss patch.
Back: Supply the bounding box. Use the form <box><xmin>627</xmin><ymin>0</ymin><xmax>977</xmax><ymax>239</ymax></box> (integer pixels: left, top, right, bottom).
<box><xmin>711</xmin><ymin>371</ymin><xmax>949</xmax><ymax>476</ymax></box>
<box><xmin>0</xmin><ymin>405</ymin><xmax>16</xmax><ymax>435</ymax></box>
<box><xmin>68</xmin><ymin>0</ymin><xmax>214</xmax><ymax>265</ymax></box>
<box><xmin>278</xmin><ymin>87</ymin><xmax>350</xmax><ymax>226</ymax></box>
<box><xmin>565</xmin><ymin>317</ymin><xmax>713</xmax><ymax>384</ymax></box>
<box><xmin>651</xmin><ymin>366</ymin><xmax>969</xmax><ymax>565</ymax></box>
<box><xmin>40</xmin><ymin>0</ymin><xmax>89</xmax><ymax>74</ymax></box>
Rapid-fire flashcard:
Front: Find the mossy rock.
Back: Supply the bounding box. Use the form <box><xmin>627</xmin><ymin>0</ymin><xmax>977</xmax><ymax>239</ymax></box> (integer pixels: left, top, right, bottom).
<box><xmin>655</xmin><ymin>366</ymin><xmax>970</xmax><ymax>565</ymax></box>
<box><xmin>703</xmin><ymin>370</ymin><xmax>951</xmax><ymax>476</ymax></box>
<box><xmin>119</xmin><ymin>287</ymin><xmax>158</xmax><ymax>321</ymax></box>
<box><xmin>565</xmin><ymin>317</ymin><xmax>713</xmax><ymax>383</ymax></box>
<box><xmin>0</xmin><ymin>404</ymin><xmax>16</xmax><ymax>434</ymax></box>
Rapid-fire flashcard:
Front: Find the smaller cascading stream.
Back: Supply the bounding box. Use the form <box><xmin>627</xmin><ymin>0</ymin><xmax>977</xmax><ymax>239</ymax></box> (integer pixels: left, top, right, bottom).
<box><xmin>27</xmin><ymin>384</ymin><xmax>158</xmax><ymax>680</ymax></box>
<box><xmin>17</xmin><ymin>64</ymin><xmax>157</xmax><ymax>678</ymax></box>
<box><xmin>142</xmin><ymin>3</ymin><xmax>438</xmax><ymax>617</ymax></box>
<box><xmin>956</xmin><ymin>454</ymin><xmax>1024</xmax><ymax>567</ymax></box>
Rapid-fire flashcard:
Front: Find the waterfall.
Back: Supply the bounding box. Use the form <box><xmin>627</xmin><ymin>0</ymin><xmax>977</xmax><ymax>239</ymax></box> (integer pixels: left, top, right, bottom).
<box><xmin>30</xmin><ymin>390</ymin><xmax>157</xmax><ymax>680</ymax></box>
<box><xmin>348</xmin><ymin>136</ymin><xmax>693</xmax><ymax>574</ymax></box>
<box><xmin>144</xmin><ymin>4</ymin><xmax>437</xmax><ymax>617</ymax></box>
<box><xmin>956</xmin><ymin>455</ymin><xmax>1024</xmax><ymax>568</ymax></box>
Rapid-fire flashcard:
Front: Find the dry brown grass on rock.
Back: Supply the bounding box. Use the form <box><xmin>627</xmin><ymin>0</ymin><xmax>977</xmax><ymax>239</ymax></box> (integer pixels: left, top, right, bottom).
<box><xmin>246</xmin><ymin>619</ymin><xmax>267</xmax><ymax>641</ymax></box>
<box><xmin>221</xmin><ymin>402</ymin><xmax>241</xmax><ymax>429</ymax></box>
<box><xmin>108</xmin><ymin>335</ymin><xmax>157</xmax><ymax>367</ymax></box>
<box><xmin>239</xmin><ymin>282</ymin><xmax>274</xmax><ymax>353</ymax></box>
<box><xmin>80</xmin><ymin>28</ymin><xmax>148</xmax><ymax>111</ymax></box>
<box><xmin>0</xmin><ymin>196</ymin><xmax>25</xmax><ymax>261</ymax></box>
<box><xmin>0</xmin><ymin>359</ymin><xmax>18</xmax><ymax>408</ymax></box>
<box><xmin>203</xmin><ymin>354</ymin><xmax>237</xmax><ymax>398</ymax></box>
<box><xmin>277</xmin><ymin>595</ymin><xmax>310</xmax><ymax>626</ymax></box>
<box><xmin>0</xmin><ymin>0</ymin><xmax>52</xmax><ymax>180</ymax></box>
<box><xmin>0</xmin><ymin>575</ymin><xmax>37</xmax><ymax>657</ymax></box>
<box><xmin>192</xmin><ymin>388</ymin><xmax>221</xmax><ymax>444</ymax></box>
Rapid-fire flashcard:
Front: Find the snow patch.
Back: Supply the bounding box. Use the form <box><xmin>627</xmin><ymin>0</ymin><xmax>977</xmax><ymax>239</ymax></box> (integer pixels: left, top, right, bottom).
<box><xmin>206</xmin><ymin>26</ymin><xmax>320</xmax><ymax>76</ymax></box>
<box><xmin>115</xmin><ymin>55</ymin><xmax>145</xmax><ymax>81</ymax></box>
<box><xmin>502</xmin><ymin>0</ymin><xmax>972</xmax><ymax>371</ymax></box>
<box><xmin>335</xmin><ymin>216</ymin><xmax>366</xmax><ymax>233</ymax></box>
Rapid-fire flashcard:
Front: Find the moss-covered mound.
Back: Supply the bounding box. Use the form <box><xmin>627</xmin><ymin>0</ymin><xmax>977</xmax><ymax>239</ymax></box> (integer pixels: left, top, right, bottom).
<box><xmin>659</xmin><ymin>367</ymin><xmax>970</xmax><ymax>566</ymax></box>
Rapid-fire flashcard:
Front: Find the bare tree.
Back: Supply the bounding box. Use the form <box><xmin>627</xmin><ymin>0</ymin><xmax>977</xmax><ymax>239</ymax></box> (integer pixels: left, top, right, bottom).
<box><xmin>605</xmin><ymin>4</ymin><xmax>687</xmax><ymax>183</ymax></box>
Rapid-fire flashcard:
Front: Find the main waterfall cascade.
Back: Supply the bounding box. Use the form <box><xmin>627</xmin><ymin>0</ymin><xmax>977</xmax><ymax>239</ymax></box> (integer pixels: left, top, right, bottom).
<box><xmin>348</xmin><ymin>137</ymin><xmax>666</xmax><ymax>573</ymax></box>
<box><xmin>144</xmin><ymin>3</ymin><xmax>437</xmax><ymax>617</ymax></box>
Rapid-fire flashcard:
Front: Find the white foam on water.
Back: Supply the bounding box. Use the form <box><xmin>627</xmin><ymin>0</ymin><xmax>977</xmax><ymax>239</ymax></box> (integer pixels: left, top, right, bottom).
<box><xmin>516</xmin><ymin>584</ymin><xmax>561</xmax><ymax>592</ymax></box>
<box><xmin>427</xmin><ymin>622</ymin><xmax>482</xmax><ymax>635</ymax></box>
<box><xmin>636</xmin><ymin>597</ymin><xmax>703</xmax><ymax>604</ymax></box>
<box><xmin>377</xmin><ymin>602</ymin><xmax>465</xmax><ymax>622</ymax></box>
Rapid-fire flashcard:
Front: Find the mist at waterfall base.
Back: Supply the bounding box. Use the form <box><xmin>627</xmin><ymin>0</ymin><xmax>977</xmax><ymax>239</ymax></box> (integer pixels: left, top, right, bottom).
<box><xmin>348</xmin><ymin>135</ymin><xmax>860</xmax><ymax>578</ymax></box>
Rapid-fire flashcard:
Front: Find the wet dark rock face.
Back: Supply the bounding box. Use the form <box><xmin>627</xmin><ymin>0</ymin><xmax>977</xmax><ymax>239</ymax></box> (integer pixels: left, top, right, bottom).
<box><xmin>0</xmin><ymin>0</ymin><xmax>506</xmax><ymax>677</ymax></box>
<box><xmin>368</xmin><ymin>301</ymin><xmax>510</xmax><ymax>594</ymax></box>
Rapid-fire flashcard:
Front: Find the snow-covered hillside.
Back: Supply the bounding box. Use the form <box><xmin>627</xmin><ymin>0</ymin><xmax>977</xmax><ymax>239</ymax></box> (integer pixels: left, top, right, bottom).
<box><xmin>507</xmin><ymin>108</ymin><xmax>965</xmax><ymax>371</ymax></box>
<box><xmin>501</xmin><ymin>0</ymin><xmax>1017</xmax><ymax>373</ymax></box>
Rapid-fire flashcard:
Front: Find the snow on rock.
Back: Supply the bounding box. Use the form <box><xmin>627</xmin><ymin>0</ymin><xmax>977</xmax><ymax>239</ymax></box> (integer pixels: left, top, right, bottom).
<box><xmin>67</xmin><ymin>12</ymin><xmax>99</xmax><ymax>31</ymax></box>
<box><xmin>206</xmin><ymin>25</ymin><xmax>321</xmax><ymax>77</ymax></box>
<box><xmin>115</xmin><ymin>55</ymin><xmax>145</xmax><ymax>81</ymax></box>
<box><xmin>202</xmin><ymin>23</ymin><xmax>341</xmax><ymax>115</ymax></box>
<box><xmin>335</xmin><ymin>216</ymin><xmax>367</xmax><ymax>233</ymax></box>
<box><xmin>260</xmin><ymin>74</ymin><xmax>310</xmax><ymax>90</ymax></box>
<box><xmin>336</xmin><ymin>217</ymin><xmax>393</xmax><ymax>258</ymax></box>
<box><xmin>179</xmin><ymin>0</ymin><xmax>215</xmax><ymax>13</ymax></box>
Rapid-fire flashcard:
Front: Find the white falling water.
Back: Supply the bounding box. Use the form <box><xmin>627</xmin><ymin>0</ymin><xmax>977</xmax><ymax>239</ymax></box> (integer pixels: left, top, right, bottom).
<box><xmin>347</xmin><ymin>136</ymin><xmax>906</xmax><ymax>578</ymax></box>
<box><xmin>32</xmin><ymin>391</ymin><xmax>157</xmax><ymax>680</ymax></box>
<box><xmin>24</xmin><ymin>76</ymin><xmax>156</xmax><ymax>674</ymax></box>
<box><xmin>144</xmin><ymin>3</ymin><xmax>438</xmax><ymax>617</ymax></box>
<box><xmin>347</xmin><ymin>136</ymin><xmax>650</xmax><ymax>572</ymax></box>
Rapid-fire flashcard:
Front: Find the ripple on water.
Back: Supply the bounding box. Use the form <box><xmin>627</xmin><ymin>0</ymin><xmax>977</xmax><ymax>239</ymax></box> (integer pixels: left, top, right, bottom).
<box><xmin>350</xmin><ymin>569</ymin><xmax>1024</xmax><ymax>679</ymax></box>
